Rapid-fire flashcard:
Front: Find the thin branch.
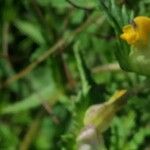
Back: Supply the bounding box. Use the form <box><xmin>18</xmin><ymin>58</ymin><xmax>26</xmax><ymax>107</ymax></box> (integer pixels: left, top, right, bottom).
<box><xmin>92</xmin><ymin>63</ymin><xmax>121</xmax><ymax>73</ymax></box>
<box><xmin>3</xmin><ymin>38</ymin><xmax>65</xmax><ymax>87</ymax></box>
<box><xmin>2</xmin><ymin>21</ymin><xmax>9</xmax><ymax>56</ymax></box>
<box><xmin>42</xmin><ymin>102</ymin><xmax>60</xmax><ymax>124</ymax></box>
<box><xmin>1</xmin><ymin>21</ymin><xmax>15</xmax><ymax>78</ymax></box>
<box><xmin>2</xmin><ymin>13</ymin><xmax>103</xmax><ymax>88</ymax></box>
<box><xmin>20</xmin><ymin>112</ymin><xmax>42</xmax><ymax>150</ymax></box>
<box><xmin>66</xmin><ymin>0</ymin><xmax>94</xmax><ymax>11</ymax></box>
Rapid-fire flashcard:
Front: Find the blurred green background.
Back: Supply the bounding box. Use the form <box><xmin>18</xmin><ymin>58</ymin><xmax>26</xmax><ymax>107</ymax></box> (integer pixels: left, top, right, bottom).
<box><xmin>0</xmin><ymin>0</ymin><xmax>150</xmax><ymax>149</ymax></box>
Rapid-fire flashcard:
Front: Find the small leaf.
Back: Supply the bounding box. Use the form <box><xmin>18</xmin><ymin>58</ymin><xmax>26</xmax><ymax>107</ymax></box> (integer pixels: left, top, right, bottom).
<box><xmin>1</xmin><ymin>86</ymin><xmax>63</xmax><ymax>114</ymax></box>
<box><xmin>15</xmin><ymin>20</ymin><xmax>45</xmax><ymax>45</ymax></box>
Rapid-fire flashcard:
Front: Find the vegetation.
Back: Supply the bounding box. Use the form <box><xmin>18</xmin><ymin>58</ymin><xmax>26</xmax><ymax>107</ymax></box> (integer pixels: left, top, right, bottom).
<box><xmin>0</xmin><ymin>0</ymin><xmax>150</xmax><ymax>149</ymax></box>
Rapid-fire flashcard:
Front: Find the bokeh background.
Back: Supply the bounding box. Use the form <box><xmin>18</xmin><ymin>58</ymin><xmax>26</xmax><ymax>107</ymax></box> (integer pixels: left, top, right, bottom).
<box><xmin>0</xmin><ymin>0</ymin><xmax>150</xmax><ymax>149</ymax></box>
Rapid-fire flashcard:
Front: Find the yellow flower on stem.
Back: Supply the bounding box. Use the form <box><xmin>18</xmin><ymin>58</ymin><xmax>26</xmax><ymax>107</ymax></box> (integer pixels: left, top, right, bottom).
<box><xmin>120</xmin><ymin>16</ymin><xmax>150</xmax><ymax>76</ymax></box>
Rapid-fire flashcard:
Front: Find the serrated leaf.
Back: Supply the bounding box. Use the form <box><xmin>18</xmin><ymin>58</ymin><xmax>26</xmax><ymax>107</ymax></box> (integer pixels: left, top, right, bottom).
<box><xmin>15</xmin><ymin>20</ymin><xmax>45</xmax><ymax>45</ymax></box>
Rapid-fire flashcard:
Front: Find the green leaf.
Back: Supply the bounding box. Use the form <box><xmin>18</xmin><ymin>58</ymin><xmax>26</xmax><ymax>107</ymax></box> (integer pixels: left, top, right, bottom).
<box><xmin>73</xmin><ymin>41</ymin><xmax>90</xmax><ymax>96</ymax></box>
<box><xmin>15</xmin><ymin>20</ymin><xmax>45</xmax><ymax>45</ymax></box>
<box><xmin>1</xmin><ymin>86</ymin><xmax>63</xmax><ymax>114</ymax></box>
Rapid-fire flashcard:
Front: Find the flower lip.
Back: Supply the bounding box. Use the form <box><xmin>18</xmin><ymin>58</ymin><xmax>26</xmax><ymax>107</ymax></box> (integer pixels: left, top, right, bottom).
<box><xmin>120</xmin><ymin>24</ymin><xmax>139</xmax><ymax>45</ymax></box>
<box><xmin>120</xmin><ymin>16</ymin><xmax>150</xmax><ymax>47</ymax></box>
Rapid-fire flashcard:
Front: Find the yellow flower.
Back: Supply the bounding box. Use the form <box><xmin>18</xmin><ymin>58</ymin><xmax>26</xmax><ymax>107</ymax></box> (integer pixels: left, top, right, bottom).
<box><xmin>120</xmin><ymin>16</ymin><xmax>150</xmax><ymax>48</ymax></box>
<box><xmin>120</xmin><ymin>16</ymin><xmax>150</xmax><ymax>76</ymax></box>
